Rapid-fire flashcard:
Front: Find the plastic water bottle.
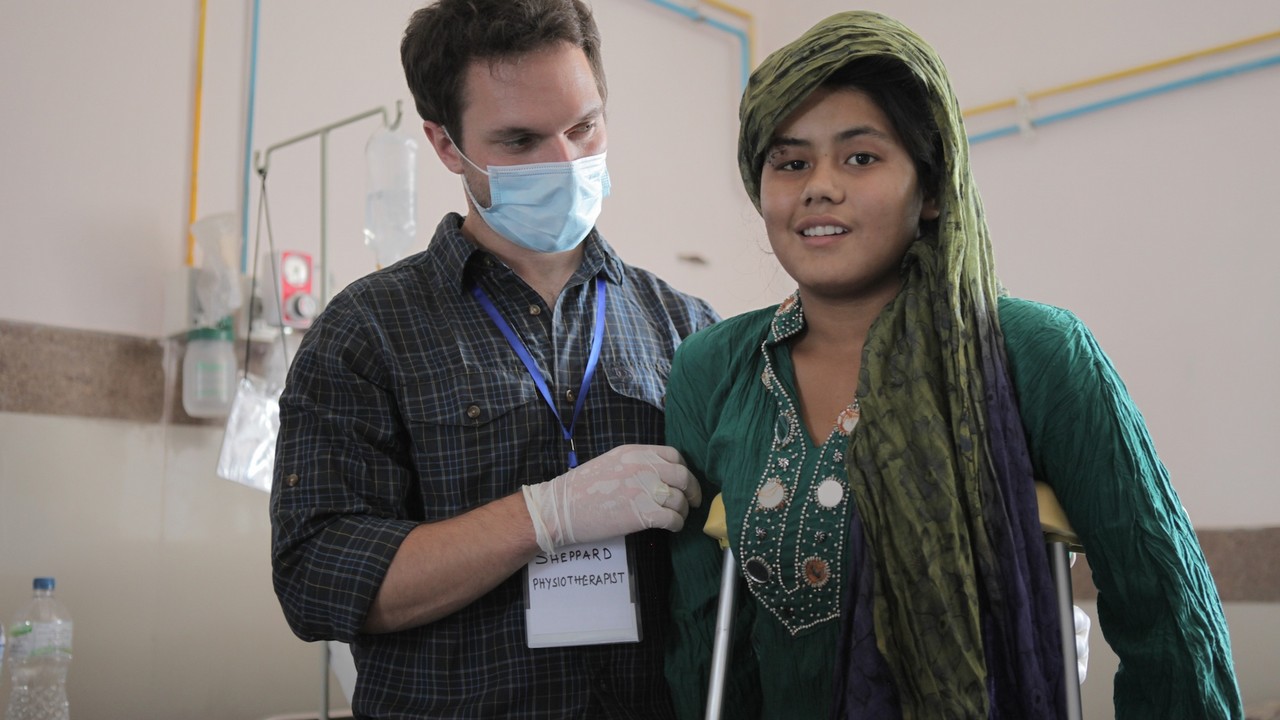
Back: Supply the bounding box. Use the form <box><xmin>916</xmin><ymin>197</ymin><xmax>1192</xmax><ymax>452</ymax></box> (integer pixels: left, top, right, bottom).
<box><xmin>183</xmin><ymin>316</ymin><xmax>237</xmax><ymax>418</ymax></box>
<box><xmin>363</xmin><ymin>126</ymin><xmax>418</xmax><ymax>268</ymax></box>
<box><xmin>5</xmin><ymin>578</ymin><xmax>72</xmax><ymax>720</ymax></box>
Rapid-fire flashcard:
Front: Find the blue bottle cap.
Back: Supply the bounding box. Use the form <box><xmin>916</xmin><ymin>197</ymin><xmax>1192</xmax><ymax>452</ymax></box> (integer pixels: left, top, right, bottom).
<box><xmin>33</xmin><ymin>577</ymin><xmax>55</xmax><ymax>591</ymax></box>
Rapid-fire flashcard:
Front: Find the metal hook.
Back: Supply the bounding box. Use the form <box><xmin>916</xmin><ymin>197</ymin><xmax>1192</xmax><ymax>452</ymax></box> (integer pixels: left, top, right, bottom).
<box><xmin>387</xmin><ymin>100</ymin><xmax>404</xmax><ymax>131</ymax></box>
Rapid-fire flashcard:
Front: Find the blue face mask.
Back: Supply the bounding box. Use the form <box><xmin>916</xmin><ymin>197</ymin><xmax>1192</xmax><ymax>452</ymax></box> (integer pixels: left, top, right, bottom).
<box><xmin>454</xmin><ymin>141</ymin><xmax>611</xmax><ymax>254</ymax></box>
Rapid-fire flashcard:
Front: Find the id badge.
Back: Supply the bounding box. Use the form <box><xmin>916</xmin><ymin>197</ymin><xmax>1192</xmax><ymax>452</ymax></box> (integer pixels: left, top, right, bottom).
<box><xmin>524</xmin><ymin>535</ymin><xmax>641</xmax><ymax>648</ymax></box>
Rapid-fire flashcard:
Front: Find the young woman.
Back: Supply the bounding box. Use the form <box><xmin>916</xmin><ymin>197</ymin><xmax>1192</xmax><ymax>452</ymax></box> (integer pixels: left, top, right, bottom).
<box><xmin>664</xmin><ymin>11</ymin><xmax>1242</xmax><ymax>720</ymax></box>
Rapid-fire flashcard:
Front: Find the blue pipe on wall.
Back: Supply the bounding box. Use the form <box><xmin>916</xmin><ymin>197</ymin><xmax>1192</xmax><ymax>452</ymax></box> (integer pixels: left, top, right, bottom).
<box><xmin>239</xmin><ymin>0</ymin><xmax>262</xmax><ymax>273</ymax></box>
<box><xmin>235</xmin><ymin>0</ymin><xmax>748</xmax><ymax>273</ymax></box>
<box><xmin>969</xmin><ymin>52</ymin><xmax>1280</xmax><ymax>145</ymax></box>
<box><xmin>645</xmin><ymin>0</ymin><xmax>750</xmax><ymax>90</ymax></box>
<box><xmin>234</xmin><ymin>4</ymin><xmax>1274</xmax><ymax>267</ymax></box>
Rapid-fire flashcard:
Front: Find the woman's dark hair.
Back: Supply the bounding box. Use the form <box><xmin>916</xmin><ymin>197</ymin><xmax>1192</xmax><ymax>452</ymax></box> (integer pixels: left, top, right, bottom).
<box><xmin>400</xmin><ymin>0</ymin><xmax>606</xmax><ymax>150</ymax></box>
<box><xmin>822</xmin><ymin>56</ymin><xmax>943</xmax><ymax>204</ymax></box>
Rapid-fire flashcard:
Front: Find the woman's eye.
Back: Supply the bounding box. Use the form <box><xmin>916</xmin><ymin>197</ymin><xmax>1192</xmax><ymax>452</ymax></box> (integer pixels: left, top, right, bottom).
<box><xmin>847</xmin><ymin>153</ymin><xmax>876</xmax><ymax>166</ymax></box>
<box><xmin>772</xmin><ymin>158</ymin><xmax>807</xmax><ymax>171</ymax></box>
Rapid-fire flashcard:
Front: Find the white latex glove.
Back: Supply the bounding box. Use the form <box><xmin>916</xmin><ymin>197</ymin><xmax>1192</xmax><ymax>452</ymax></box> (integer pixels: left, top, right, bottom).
<box><xmin>1073</xmin><ymin>604</ymin><xmax>1091</xmax><ymax>684</ymax></box>
<box><xmin>522</xmin><ymin>444</ymin><xmax>702</xmax><ymax>553</ymax></box>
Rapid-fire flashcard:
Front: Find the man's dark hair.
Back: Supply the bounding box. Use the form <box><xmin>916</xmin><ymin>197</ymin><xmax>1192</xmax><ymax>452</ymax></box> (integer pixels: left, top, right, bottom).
<box><xmin>401</xmin><ymin>0</ymin><xmax>606</xmax><ymax>150</ymax></box>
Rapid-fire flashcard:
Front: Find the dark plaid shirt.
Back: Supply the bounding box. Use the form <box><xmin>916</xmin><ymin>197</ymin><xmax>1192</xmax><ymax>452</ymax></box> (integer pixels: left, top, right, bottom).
<box><xmin>271</xmin><ymin>214</ymin><xmax>718</xmax><ymax>719</ymax></box>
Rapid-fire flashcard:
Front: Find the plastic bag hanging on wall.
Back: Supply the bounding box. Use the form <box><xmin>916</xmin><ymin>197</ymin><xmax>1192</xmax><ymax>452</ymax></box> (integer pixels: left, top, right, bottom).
<box><xmin>216</xmin><ymin>334</ymin><xmax>291</xmax><ymax>492</ymax></box>
<box><xmin>364</xmin><ymin>126</ymin><xmax>418</xmax><ymax>268</ymax></box>
<box><xmin>215</xmin><ymin>374</ymin><xmax>281</xmax><ymax>492</ymax></box>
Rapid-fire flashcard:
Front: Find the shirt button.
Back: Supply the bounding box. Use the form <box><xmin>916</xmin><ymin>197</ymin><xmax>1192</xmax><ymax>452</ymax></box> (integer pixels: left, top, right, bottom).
<box><xmin>285</xmin><ymin>473</ymin><xmax>300</xmax><ymax>488</ymax></box>
<box><xmin>528</xmin><ymin>304</ymin><xmax>541</xmax><ymax>316</ymax></box>
<box><xmin>565</xmin><ymin>389</ymin><xmax>575</xmax><ymax>402</ymax></box>
<box><xmin>466</xmin><ymin>405</ymin><xmax>481</xmax><ymax>419</ymax></box>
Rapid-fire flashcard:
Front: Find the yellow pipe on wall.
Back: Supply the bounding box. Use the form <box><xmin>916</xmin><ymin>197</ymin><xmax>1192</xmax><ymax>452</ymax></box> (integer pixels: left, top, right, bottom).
<box><xmin>964</xmin><ymin>28</ymin><xmax>1280</xmax><ymax>118</ymax></box>
<box><xmin>187</xmin><ymin>0</ymin><xmax>208</xmax><ymax>266</ymax></box>
<box><xmin>701</xmin><ymin>0</ymin><xmax>756</xmax><ymax>67</ymax></box>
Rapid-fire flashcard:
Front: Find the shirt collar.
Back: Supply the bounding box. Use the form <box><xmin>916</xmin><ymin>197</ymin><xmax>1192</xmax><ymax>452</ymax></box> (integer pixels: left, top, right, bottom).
<box><xmin>764</xmin><ymin>290</ymin><xmax>806</xmax><ymax>347</ymax></box>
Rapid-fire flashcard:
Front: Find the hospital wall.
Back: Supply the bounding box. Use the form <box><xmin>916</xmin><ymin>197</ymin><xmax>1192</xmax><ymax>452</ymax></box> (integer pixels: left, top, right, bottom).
<box><xmin>0</xmin><ymin>0</ymin><xmax>1276</xmax><ymax>717</ymax></box>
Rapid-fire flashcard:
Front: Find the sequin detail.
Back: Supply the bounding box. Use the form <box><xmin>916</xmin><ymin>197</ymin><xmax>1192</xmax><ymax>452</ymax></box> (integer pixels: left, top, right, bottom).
<box><xmin>736</xmin><ymin>291</ymin><xmax>857</xmax><ymax>635</ymax></box>
<box><xmin>836</xmin><ymin>400</ymin><xmax>861</xmax><ymax>435</ymax></box>
<box><xmin>817</xmin><ymin>478</ymin><xmax>845</xmax><ymax>507</ymax></box>
<box><xmin>745</xmin><ymin>557</ymin><xmax>772</xmax><ymax>583</ymax></box>
<box><xmin>758</xmin><ymin>479</ymin><xmax>787</xmax><ymax>509</ymax></box>
<box><xmin>803</xmin><ymin>557</ymin><xmax>831</xmax><ymax>588</ymax></box>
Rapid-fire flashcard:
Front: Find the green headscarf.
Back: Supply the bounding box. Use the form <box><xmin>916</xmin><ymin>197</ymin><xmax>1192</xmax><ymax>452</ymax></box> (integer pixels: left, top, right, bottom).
<box><xmin>739</xmin><ymin>11</ymin><xmax>1062</xmax><ymax>718</ymax></box>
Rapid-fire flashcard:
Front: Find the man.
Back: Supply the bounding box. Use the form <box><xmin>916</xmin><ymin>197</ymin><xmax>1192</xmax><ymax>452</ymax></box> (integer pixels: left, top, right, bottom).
<box><xmin>269</xmin><ymin>0</ymin><xmax>718</xmax><ymax>717</ymax></box>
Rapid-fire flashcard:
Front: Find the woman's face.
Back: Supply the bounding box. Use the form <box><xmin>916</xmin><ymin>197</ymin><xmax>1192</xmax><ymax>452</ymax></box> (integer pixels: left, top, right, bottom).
<box><xmin>760</xmin><ymin>86</ymin><xmax>938</xmax><ymax>304</ymax></box>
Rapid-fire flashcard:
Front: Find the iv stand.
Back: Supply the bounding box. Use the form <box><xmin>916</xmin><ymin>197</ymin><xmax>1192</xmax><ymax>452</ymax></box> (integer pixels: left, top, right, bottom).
<box><xmin>254</xmin><ymin>100</ymin><xmax>403</xmax><ymax>307</ymax></box>
<box><xmin>253</xmin><ymin>100</ymin><xmax>402</xmax><ymax>720</ymax></box>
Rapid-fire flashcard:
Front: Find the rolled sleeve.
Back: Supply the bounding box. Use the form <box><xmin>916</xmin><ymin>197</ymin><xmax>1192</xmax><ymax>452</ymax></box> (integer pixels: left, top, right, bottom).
<box><xmin>270</xmin><ymin>299</ymin><xmax>417</xmax><ymax>643</ymax></box>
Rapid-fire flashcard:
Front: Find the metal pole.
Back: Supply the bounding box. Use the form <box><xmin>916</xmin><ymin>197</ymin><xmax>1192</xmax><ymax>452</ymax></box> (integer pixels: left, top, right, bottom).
<box><xmin>705</xmin><ymin>545</ymin><xmax>737</xmax><ymax>720</ymax></box>
<box><xmin>320</xmin><ymin>642</ymin><xmax>331</xmax><ymax>720</ymax></box>
<box><xmin>253</xmin><ymin>101</ymin><xmax>404</xmax><ymax>308</ymax></box>
<box><xmin>255</xmin><ymin>104</ymin><xmax>395</xmax><ymax>175</ymax></box>
<box><xmin>319</xmin><ymin>130</ymin><xmax>329</xmax><ymax>305</ymax></box>
<box><xmin>1050</xmin><ymin>540</ymin><xmax>1083</xmax><ymax>720</ymax></box>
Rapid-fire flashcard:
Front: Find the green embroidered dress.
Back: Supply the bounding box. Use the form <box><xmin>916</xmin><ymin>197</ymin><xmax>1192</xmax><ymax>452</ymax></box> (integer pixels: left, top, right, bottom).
<box><xmin>665</xmin><ymin>295</ymin><xmax>1241</xmax><ymax>719</ymax></box>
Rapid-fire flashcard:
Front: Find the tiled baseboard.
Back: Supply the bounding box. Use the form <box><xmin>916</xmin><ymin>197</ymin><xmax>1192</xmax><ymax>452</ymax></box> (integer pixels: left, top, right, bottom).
<box><xmin>0</xmin><ymin>318</ymin><xmax>169</xmax><ymax>422</ymax></box>
<box><xmin>1071</xmin><ymin>527</ymin><xmax>1280</xmax><ymax>603</ymax></box>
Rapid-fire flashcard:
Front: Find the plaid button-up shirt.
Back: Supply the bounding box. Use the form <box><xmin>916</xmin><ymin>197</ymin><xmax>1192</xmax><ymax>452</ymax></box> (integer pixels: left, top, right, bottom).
<box><xmin>271</xmin><ymin>213</ymin><xmax>718</xmax><ymax>718</ymax></box>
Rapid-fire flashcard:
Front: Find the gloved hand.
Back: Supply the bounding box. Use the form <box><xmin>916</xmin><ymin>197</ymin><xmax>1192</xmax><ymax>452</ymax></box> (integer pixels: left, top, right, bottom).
<box><xmin>522</xmin><ymin>444</ymin><xmax>702</xmax><ymax>553</ymax></box>
<box><xmin>1073</xmin><ymin>604</ymin><xmax>1091</xmax><ymax>684</ymax></box>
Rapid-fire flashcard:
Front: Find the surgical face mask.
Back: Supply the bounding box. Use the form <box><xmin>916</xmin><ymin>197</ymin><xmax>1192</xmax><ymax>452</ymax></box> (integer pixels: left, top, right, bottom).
<box><xmin>452</xmin><ymin>135</ymin><xmax>611</xmax><ymax>253</ymax></box>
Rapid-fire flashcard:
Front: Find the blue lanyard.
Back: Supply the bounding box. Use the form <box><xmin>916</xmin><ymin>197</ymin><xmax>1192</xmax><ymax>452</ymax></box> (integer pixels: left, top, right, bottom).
<box><xmin>471</xmin><ymin>275</ymin><xmax>606</xmax><ymax>469</ymax></box>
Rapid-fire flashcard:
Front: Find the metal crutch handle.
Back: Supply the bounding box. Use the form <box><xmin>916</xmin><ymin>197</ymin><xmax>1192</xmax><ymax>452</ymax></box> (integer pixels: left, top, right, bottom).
<box><xmin>703</xmin><ymin>493</ymin><xmax>737</xmax><ymax>720</ymax></box>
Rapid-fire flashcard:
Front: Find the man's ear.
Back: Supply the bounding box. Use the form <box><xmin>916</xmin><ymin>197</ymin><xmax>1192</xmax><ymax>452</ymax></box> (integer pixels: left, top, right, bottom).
<box><xmin>423</xmin><ymin>121</ymin><xmax>464</xmax><ymax>175</ymax></box>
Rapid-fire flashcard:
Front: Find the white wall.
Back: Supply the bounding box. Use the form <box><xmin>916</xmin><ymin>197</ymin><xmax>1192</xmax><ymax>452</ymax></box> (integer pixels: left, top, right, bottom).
<box><xmin>749</xmin><ymin>0</ymin><xmax>1280</xmax><ymax>530</ymax></box>
<box><xmin>1</xmin><ymin>0</ymin><xmax>1276</xmax><ymax>716</ymax></box>
<box><xmin>0</xmin><ymin>413</ymin><xmax>338</xmax><ymax>717</ymax></box>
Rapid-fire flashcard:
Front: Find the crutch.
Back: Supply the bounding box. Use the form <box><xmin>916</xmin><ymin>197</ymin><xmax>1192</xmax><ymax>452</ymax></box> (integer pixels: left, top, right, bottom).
<box><xmin>702</xmin><ymin>493</ymin><xmax>736</xmax><ymax>720</ymax></box>
<box><xmin>1035</xmin><ymin>481</ymin><xmax>1085</xmax><ymax>720</ymax></box>
<box><xmin>703</xmin><ymin>487</ymin><xmax>1083</xmax><ymax>720</ymax></box>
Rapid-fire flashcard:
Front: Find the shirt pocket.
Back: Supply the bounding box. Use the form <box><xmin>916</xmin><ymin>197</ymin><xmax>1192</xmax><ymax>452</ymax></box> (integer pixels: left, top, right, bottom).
<box><xmin>601</xmin><ymin>360</ymin><xmax>669</xmax><ymax>412</ymax></box>
<box><xmin>403</xmin><ymin>369</ymin><xmax>538</xmax><ymax>427</ymax></box>
<box><xmin>400</xmin><ymin>369</ymin><xmax>539</xmax><ymax>513</ymax></box>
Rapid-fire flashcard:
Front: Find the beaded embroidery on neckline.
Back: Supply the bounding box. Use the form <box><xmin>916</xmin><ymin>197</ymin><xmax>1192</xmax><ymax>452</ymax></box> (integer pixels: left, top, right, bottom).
<box><xmin>738</xmin><ymin>291</ymin><xmax>859</xmax><ymax>636</ymax></box>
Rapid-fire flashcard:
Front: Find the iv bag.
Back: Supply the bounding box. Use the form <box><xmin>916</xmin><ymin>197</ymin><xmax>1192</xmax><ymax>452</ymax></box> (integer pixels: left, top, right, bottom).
<box><xmin>364</xmin><ymin>127</ymin><xmax>418</xmax><ymax>268</ymax></box>
<box><xmin>190</xmin><ymin>212</ymin><xmax>244</xmax><ymax>327</ymax></box>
